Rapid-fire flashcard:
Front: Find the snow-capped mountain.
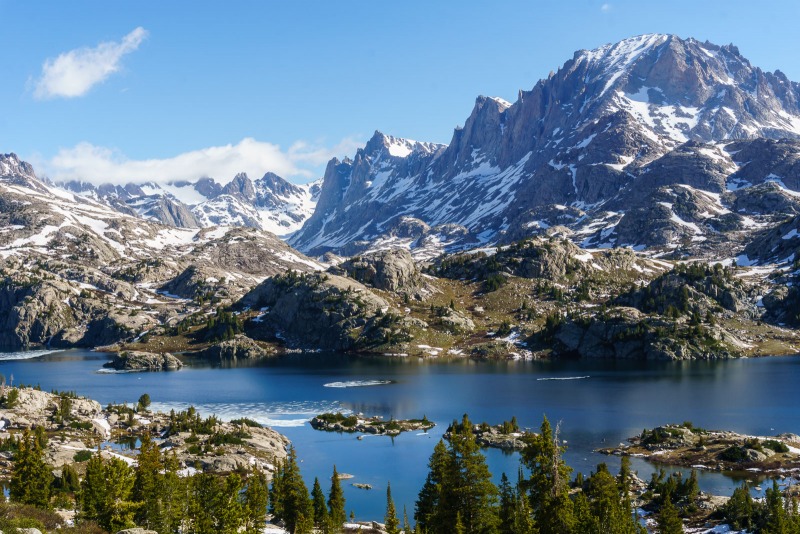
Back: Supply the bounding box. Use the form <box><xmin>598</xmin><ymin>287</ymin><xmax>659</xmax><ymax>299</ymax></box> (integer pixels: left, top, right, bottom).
<box><xmin>59</xmin><ymin>171</ymin><xmax>321</xmax><ymax>236</ymax></box>
<box><xmin>290</xmin><ymin>34</ymin><xmax>800</xmax><ymax>258</ymax></box>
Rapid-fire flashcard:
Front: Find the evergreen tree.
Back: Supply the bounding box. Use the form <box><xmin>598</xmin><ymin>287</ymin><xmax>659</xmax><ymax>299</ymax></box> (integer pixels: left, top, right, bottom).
<box><xmin>582</xmin><ymin>464</ymin><xmax>642</xmax><ymax>534</ymax></box>
<box><xmin>385</xmin><ymin>482</ymin><xmax>400</xmax><ymax>534</ymax></box>
<box><xmin>416</xmin><ymin>415</ymin><xmax>498</xmax><ymax>534</ymax></box>
<box><xmin>79</xmin><ymin>452</ymin><xmax>107</xmax><ymax>523</ymax></box>
<box><xmin>498</xmin><ymin>473</ymin><xmax>516</xmax><ymax>534</ymax></box>
<box><xmin>415</xmin><ymin>440</ymin><xmax>449</xmax><ymax>532</ymax></box>
<box><xmin>160</xmin><ymin>451</ymin><xmax>188</xmax><ymax>534</ymax></box>
<box><xmin>10</xmin><ymin>428</ymin><xmax>53</xmax><ymax>508</ymax></box>
<box><xmin>99</xmin><ymin>457</ymin><xmax>139</xmax><ymax>533</ymax></box>
<box><xmin>521</xmin><ymin>416</ymin><xmax>575</xmax><ymax>534</ymax></box>
<box><xmin>656</xmin><ymin>495</ymin><xmax>683</xmax><ymax>534</ymax></box>
<box><xmin>244</xmin><ymin>469</ymin><xmax>270</xmax><ymax>534</ymax></box>
<box><xmin>722</xmin><ymin>482</ymin><xmax>756</xmax><ymax>531</ymax></box>
<box><xmin>762</xmin><ymin>480</ymin><xmax>797</xmax><ymax>534</ymax></box>
<box><xmin>311</xmin><ymin>477</ymin><xmax>328</xmax><ymax>528</ymax></box>
<box><xmin>328</xmin><ymin>465</ymin><xmax>348</xmax><ymax>533</ymax></box>
<box><xmin>402</xmin><ymin>505</ymin><xmax>411</xmax><ymax>534</ymax></box>
<box><xmin>272</xmin><ymin>446</ymin><xmax>313</xmax><ymax>534</ymax></box>
<box><xmin>133</xmin><ymin>432</ymin><xmax>163</xmax><ymax>529</ymax></box>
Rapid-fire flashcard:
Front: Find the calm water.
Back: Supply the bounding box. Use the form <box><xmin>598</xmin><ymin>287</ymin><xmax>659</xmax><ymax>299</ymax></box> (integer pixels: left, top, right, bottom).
<box><xmin>1</xmin><ymin>349</ymin><xmax>799</xmax><ymax>520</ymax></box>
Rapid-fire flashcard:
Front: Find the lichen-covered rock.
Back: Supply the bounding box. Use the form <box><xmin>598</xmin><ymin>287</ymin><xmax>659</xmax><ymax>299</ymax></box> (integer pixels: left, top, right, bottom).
<box><xmin>104</xmin><ymin>351</ymin><xmax>183</xmax><ymax>371</ymax></box>
<box><xmin>333</xmin><ymin>249</ymin><xmax>421</xmax><ymax>291</ymax></box>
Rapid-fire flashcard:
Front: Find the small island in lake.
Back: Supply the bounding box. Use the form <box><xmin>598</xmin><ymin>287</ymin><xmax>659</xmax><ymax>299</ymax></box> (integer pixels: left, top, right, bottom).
<box><xmin>598</xmin><ymin>422</ymin><xmax>800</xmax><ymax>475</ymax></box>
<box><xmin>444</xmin><ymin>416</ymin><xmax>531</xmax><ymax>450</ymax></box>
<box><xmin>309</xmin><ymin>412</ymin><xmax>435</xmax><ymax>435</ymax></box>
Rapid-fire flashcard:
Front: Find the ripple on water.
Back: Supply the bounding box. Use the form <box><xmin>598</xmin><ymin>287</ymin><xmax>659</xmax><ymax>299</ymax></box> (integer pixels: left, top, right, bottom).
<box><xmin>536</xmin><ymin>376</ymin><xmax>591</xmax><ymax>381</ymax></box>
<box><xmin>323</xmin><ymin>380</ymin><xmax>394</xmax><ymax>388</ymax></box>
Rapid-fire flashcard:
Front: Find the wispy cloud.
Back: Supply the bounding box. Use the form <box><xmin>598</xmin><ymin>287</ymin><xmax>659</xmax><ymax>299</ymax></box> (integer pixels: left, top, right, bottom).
<box><xmin>600</xmin><ymin>3</ymin><xmax>612</xmax><ymax>12</ymax></box>
<box><xmin>43</xmin><ymin>137</ymin><xmax>364</xmax><ymax>185</ymax></box>
<box><xmin>34</xmin><ymin>27</ymin><xmax>148</xmax><ymax>99</ymax></box>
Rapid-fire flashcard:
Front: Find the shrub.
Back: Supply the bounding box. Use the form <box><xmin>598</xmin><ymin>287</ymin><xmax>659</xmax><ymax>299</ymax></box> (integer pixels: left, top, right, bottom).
<box><xmin>73</xmin><ymin>450</ymin><xmax>93</xmax><ymax>463</ymax></box>
<box><xmin>230</xmin><ymin>417</ymin><xmax>262</xmax><ymax>428</ymax></box>
<box><xmin>763</xmin><ymin>440</ymin><xmax>789</xmax><ymax>453</ymax></box>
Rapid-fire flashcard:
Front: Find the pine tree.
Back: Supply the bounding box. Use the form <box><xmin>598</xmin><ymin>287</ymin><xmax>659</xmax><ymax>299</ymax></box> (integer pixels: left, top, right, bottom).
<box><xmin>244</xmin><ymin>470</ymin><xmax>269</xmax><ymax>533</ymax></box>
<box><xmin>160</xmin><ymin>451</ymin><xmax>188</xmax><ymax>534</ymax></box>
<box><xmin>402</xmin><ymin>505</ymin><xmax>411</xmax><ymax>534</ymax></box>
<box><xmin>133</xmin><ymin>432</ymin><xmax>162</xmax><ymax>529</ymax></box>
<box><xmin>79</xmin><ymin>452</ymin><xmax>107</xmax><ymax>523</ymax></box>
<box><xmin>100</xmin><ymin>457</ymin><xmax>138</xmax><ymax>533</ymax></box>
<box><xmin>521</xmin><ymin>416</ymin><xmax>574</xmax><ymax>534</ymax></box>
<box><xmin>722</xmin><ymin>482</ymin><xmax>755</xmax><ymax>531</ymax></box>
<box><xmin>449</xmin><ymin>414</ymin><xmax>499</xmax><ymax>533</ymax></box>
<box><xmin>656</xmin><ymin>495</ymin><xmax>683</xmax><ymax>534</ymax></box>
<box><xmin>328</xmin><ymin>464</ymin><xmax>347</xmax><ymax>533</ymax></box>
<box><xmin>385</xmin><ymin>482</ymin><xmax>400</xmax><ymax>534</ymax></box>
<box><xmin>498</xmin><ymin>473</ymin><xmax>516</xmax><ymax>534</ymax></box>
<box><xmin>415</xmin><ymin>439</ymin><xmax>449</xmax><ymax>532</ymax></box>
<box><xmin>416</xmin><ymin>415</ymin><xmax>499</xmax><ymax>534</ymax></box>
<box><xmin>761</xmin><ymin>480</ymin><xmax>796</xmax><ymax>534</ymax></box>
<box><xmin>311</xmin><ymin>477</ymin><xmax>329</xmax><ymax>528</ymax></box>
<box><xmin>10</xmin><ymin>428</ymin><xmax>53</xmax><ymax>508</ymax></box>
<box><xmin>272</xmin><ymin>446</ymin><xmax>313</xmax><ymax>534</ymax></box>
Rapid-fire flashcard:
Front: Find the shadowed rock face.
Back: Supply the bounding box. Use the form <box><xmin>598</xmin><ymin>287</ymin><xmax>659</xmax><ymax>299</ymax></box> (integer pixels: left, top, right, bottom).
<box><xmin>238</xmin><ymin>272</ymin><xmax>391</xmax><ymax>351</ymax></box>
<box><xmin>290</xmin><ymin>35</ymin><xmax>800</xmax><ymax>258</ymax></box>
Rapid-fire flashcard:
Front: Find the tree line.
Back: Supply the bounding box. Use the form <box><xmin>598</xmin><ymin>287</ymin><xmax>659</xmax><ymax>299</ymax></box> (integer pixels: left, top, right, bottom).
<box><xmin>8</xmin><ymin>414</ymin><xmax>800</xmax><ymax>533</ymax></box>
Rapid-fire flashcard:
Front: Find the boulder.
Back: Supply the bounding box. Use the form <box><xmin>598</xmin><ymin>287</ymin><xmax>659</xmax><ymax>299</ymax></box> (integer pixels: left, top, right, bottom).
<box><xmin>104</xmin><ymin>351</ymin><xmax>183</xmax><ymax>372</ymax></box>
<box><xmin>334</xmin><ymin>249</ymin><xmax>421</xmax><ymax>291</ymax></box>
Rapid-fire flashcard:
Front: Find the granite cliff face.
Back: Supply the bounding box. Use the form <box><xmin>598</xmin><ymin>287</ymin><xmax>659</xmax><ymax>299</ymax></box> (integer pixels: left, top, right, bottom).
<box><xmin>290</xmin><ymin>34</ymin><xmax>800</xmax><ymax>259</ymax></box>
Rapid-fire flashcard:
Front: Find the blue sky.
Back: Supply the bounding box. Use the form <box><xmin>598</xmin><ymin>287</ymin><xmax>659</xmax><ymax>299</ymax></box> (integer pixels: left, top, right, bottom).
<box><xmin>1</xmin><ymin>0</ymin><xmax>798</xmax><ymax>185</ymax></box>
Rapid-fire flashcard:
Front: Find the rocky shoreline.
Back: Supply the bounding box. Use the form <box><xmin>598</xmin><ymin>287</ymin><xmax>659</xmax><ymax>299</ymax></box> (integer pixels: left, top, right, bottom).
<box><xmin>598</xmin><ymin>423</ymin><xmax>800</xmax><ymax>476</ymax></box>
<box><xmin>0</xmin><ymin>385</ymin><xmax>289</xmax><ymax>481</ymax></box>
<box><xmin>309</xmin><ymin>412</ymin><xmax>435</xmax><ymax>436</ymax></box>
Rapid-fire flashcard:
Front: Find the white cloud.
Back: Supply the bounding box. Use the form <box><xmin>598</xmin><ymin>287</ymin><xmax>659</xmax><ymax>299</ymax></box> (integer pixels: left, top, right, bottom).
<box><xmin>600</xmin><ymin>3</ymin><xmax>612</xmax><ymax>12</ymax></box>
<box><xmin>43</xmin><ymin>137</ymin><xmax>364</xmax><ymax>185</ymax></box>
<box><xmin>34</xmin><ymin>27</ymin><xmax>148</xmax><ymax>99</ymax></box>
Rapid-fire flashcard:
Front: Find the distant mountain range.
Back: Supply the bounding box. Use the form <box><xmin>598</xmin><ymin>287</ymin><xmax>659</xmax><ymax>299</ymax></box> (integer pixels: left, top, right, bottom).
<box><xmin>11</xmin><ymin>33</ymin><xmax>800</xmax><ymax>266</ymax></box>
<box><xmin>57</xmin><ymin>172</ymin><xmax>320</xmax><ymax>236</ymax></box>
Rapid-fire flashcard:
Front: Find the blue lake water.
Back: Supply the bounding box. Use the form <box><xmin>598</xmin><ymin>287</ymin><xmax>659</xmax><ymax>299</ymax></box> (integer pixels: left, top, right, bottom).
<box><xmin>1</xmin><ymin>349</ymin><xmax>799</xmax><ymax>521</ymax></box>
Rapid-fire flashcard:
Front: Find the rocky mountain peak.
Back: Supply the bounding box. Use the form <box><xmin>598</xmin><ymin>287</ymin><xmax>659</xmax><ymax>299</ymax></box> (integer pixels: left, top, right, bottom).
<box><xmin>221</xmin><ymin>172</ymin><xmax>256</xmax><ymax>201</ymax></box>
<box><xmin>0</xmin><ymin>152</ymin><xmax>37</xmax><ymax>180</ymax></box>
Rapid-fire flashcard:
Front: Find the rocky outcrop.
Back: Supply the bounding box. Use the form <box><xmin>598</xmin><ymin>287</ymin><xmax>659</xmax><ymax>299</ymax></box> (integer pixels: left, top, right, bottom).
<box><xmin>333</xmin><ymin>249</ymin><xmax>421</xmax><ymax>291</ymax></box>
<box><xmin>197</xmin><ymin>335</ymin><xmax>275</xmax><ymax>363</ymax></box>
<box><xmin>600</xmin><ymin>424</ymin><xmax>800</xmax><ymax>475</ymax></box>
<box><xmin>551</xmin><ymin>307</ymin><xmax>738</xmax><ymax>360</ymax></box>
<box><xmin>104</xmin><ymin>351</ymin><xmax>183</xmax><ymax>371</ymax></box>
<box><xmin>0</xmin><ymin>387</ymin><xmax>102</xmax><ymax>430</ymax></box>
<box><xmin>238</xmin><ymin>271</ymin><xmax>394</xmax><ymax>351</ymax></box>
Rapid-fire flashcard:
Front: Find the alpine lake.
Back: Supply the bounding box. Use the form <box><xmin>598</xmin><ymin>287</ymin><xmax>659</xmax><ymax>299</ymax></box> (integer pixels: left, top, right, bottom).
<box><xmin>1</xmin><ymin>349</ymin><xmax>799</xmax><ymax>521</ymax></box>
